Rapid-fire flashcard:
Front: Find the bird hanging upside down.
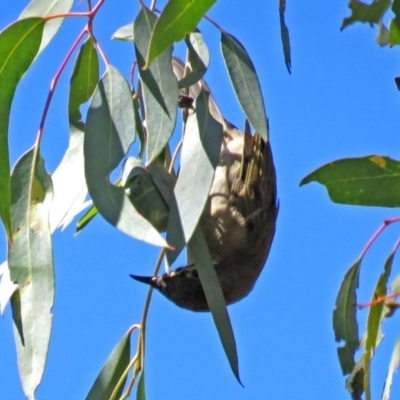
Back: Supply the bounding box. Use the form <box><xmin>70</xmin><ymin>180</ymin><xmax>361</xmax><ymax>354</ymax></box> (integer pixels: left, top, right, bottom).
<box><xmin>131</xmin><ymin>118</ymin><xmax>278</xmax><ymax>312</ymax></box>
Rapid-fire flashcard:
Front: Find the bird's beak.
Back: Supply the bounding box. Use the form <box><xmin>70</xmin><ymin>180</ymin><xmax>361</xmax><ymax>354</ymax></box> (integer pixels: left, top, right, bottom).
<box><xmin>130</xmin><ymin>274</ymin><xmax>158</xmax><ymax>288</ymax></box>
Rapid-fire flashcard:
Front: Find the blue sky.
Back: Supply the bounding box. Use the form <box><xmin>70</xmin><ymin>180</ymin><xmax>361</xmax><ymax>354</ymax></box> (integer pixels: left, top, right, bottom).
<box><xmin>1</xmin><ymin>1</ymin><xmax>400</xmax><ymax>399</ymax></box>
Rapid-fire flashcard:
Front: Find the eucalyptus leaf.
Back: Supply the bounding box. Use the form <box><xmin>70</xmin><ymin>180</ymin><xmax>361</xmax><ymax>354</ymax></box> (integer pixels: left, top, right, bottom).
<box><xmin>301</xmin><ymin>155</ymin><xmax>400</xmax><ymax>207</ymax></box>
<box><xmin>20</xmin><ymin>0</ymin><xmax>74</xmax><ymax>54</ymax></box>
<box><xmin>134</xmin><ymin>6</ymin><xmax>178</xmax><ymax>164</ymax></box>
<box><xmin>86</xmin><ymin>329</ymin><xmax>131</xmax><ymax>400</ymax></box>
<box><xmin>333</xmin><ymin>260</ymin><xmax>361</xmax><ymax>375</ymax></box>
<box><xmin>146</xmin><ymin>0</ymin><xmax>215</xmax><ymax>67</ymax></box>
<box><xmin>84</xmin><ymin>66</ymin><xmax>167</xmax><ymax>247</ymax></box>
<box><xmin>0</xmin><ymin>17</ymin><xmax>45</xmax><ymax>241</ymax></box>
<box><xmin>221</xmin><ymin>32</ymin><xmax>268</xmax><ymax>140</ymax></box>
<box><xmin>178</xmin><ymin>31</ymin><xmax>210</xmax><ymax>88</ymax></box>
<box><xmin>8</xmin><ymin>147</ymin><xmax>54</xmax><ymax>400</ymax></box>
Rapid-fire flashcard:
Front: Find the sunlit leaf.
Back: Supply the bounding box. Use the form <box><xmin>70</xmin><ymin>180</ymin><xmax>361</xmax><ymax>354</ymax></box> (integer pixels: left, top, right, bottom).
<box><xmin>221</xmin><ymin>32</ymin><xmax>268</xmax><ymax>140</ymax></box>
<box><xmin>112</xmin><ymin>22</ymin><xmax>133</xmax><ymax>41</ymax></box>
<box><xmin>50</xmin><ymin>40</ymin><xmax>99</xmax><ymax>231</ymax></box>
<box><xmin>8</xmin><ymin>147</ymin><xmax>54</xmax><ymax>400</ymax></box>
<box><xmin>0</xmin><ymin>262</ymin><xmax>18</xmax><ymax>315</ymax></box>
<box><xmin>333</xmin><ymin>260</ymin><xmax>361</xmax><ymax>375</ymax></box>
<box><xmin>301</xmin><ymin>156</ymin><xmax>400</xmax><ymax>207</ymax></box>
<box><xmin>146</xmin><ymin>0</ymin><xmax>215</xmax><ymax>67</ymax></box>
<box><xmin>75</xmin><ymin>202</ymin><xmax>97</xmax><ymax>234</ymax></box>
<box><xmin>20</xmin><ymin>0</ymin><xmax>74</xmax><ymax>54</ymax></box>
<box><xmin>342</xmin><ymin>0</ymin><xmax>391</xmax><ymax>30</ymax></box>
<box><xmin>134</xmin><ymin>6</ymin><xmax>178</xmax><ymax>164</ymax></box>
<box><xmin>86</xmin><ymin>329</ymin><xmax>132</xmax><ymax>400</ymax></box>
<box><xmin>382</xmin><ymin>336</ymin><xmax>400</xmax><ymax>400</ymax></box>
<box><xmin>84</xmin><ymin>66</ymin><xmax>168</xmax><ymax>247</ymax></box>
<box><xmin>0</xmin><ymin>17</ymin><xmax>45</xmax><ymax>241</ymax></box>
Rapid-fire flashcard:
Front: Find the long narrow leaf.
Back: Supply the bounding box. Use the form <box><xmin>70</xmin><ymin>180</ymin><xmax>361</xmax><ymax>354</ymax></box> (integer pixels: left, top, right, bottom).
<box><xmin>221</xmin><ymin>32</ymin><xmax>268</xmax><ymax>140</ymax></box>
<box><xmin>0</xmin><ymin>17</ymin><xmax>45</xmax><ymax>241</ymax></box>
<box><xmin>333</xmin><ymin>260</ymin><xmax>361</xmax><ymax>375</ymax></box>
<box><xmin>86</xmin><ymin>329</ymin><xmax>132</xmax><ymax>400</ymax></box>
<box><xmin>166</xmin><ymin>91</ymin><xmax>222</xmax><ymax>265</ymax></box>
<box><xmin>134</xmin><ymin>6</ymin><xmax>178</xmax><ymax>164</ymax></box>
<box><xmin>189</xmin><ymin>226</ymin><xmax>241</xmax><ymax>384</ymax></box>
<box><xmin>8</xmin><ymin>147</ymin><xmax>54</xmax><ymax>400</ymax></box>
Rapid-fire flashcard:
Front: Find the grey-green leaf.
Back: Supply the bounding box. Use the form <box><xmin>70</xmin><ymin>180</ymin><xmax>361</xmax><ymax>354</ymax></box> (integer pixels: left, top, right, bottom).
<box><xmin>221</xmin><ymin>31</ymin><xmax>268</xmax><ymax>140</ymax></box>
<box><xmin>178</xmin><ymin>31</ymin><xmax>210</xmax><ymax>88</ymax></box>
<box><xmin>189</xmin><ymin>226</ymin><xmax>241</xmax><ymax>384</ymax></box>
<box><xmin>167</xmin><ymin>90</ymin><xmax>222</xmax><ymax>264</ymax></box>
<box><xmin>8</xmin><ymin>147</ymin><xmax>54</xmax><ymax>400</ymax></box>
<box><xmin>84</xmin><ymin>66</ymin><xmax>167</xmax><ymax>247</ymax></box>
<box><xmin>122</xmin><ymin>158</ymin><xmax>170</xmax><ymax>232</ymax></box>
<box><xmin>134</xmin><ymin>6</ymin><xmax>178</xmax><ymax>164</ymax></box>
<box><xmin>86</xmin><ymin>329</ymin><xmax>132</xmax><ymax>400</ymax></box>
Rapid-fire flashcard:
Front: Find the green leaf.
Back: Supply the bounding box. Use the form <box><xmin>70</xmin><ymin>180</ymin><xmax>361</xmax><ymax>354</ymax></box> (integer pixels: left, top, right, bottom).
<box><xmin>20</xmin><ymin>0</ymin><xmax>74</xmax><ymax>54</ymax></box>
<box><xmin>112</xmin><ymin>22</ymin><xmax>133</xmax><ymax>41</ymax></box>
<box><xmin>364</xmin><ymin>250</ymin><xmax>396</xmax><ymax>399</ymax></box>
<box><xmin>75</xmin><ymin>203</ymin><xmax>98</xmax><ymax>234</ymax></box>
<box><xmin>146</xmin><ymin>0</ymin><xmax>216</xmax><ymax>67</ymax></box>
<box><xmin>279</xmin><ymin>0</ymin><xmax>291</xmax><ymax>73</ymax></box>
<box><xmin>382</xmin><ymin>336</ymin><xmax>400</xmax><ymax>400</ymax></box>
<box><xmin>342</xmin><ymin>0</ymin><xmax>391</xmax><ymax>30</ymax></box>
<box><xmin>178</xmin><ymin>31</ymin><xmax>210</xmax><ymax>89</ymax></box>
<box><xmin>134</xmin><ymin>6</ymin><xmax>178</xmax><ymax>164</ymax></box>
<box><xmin>189</xmin><ymin>226</ymin><xmax>241</xmax><ymax>384</ymax></box>
<box><xmin>169</xmin><ymin>91</ymin><xmax>222</xmax><ymax>260</ymax></box>
<box><xmin>301</xmin><ymin>156</ymin><xmax>400</xmax><ymax>207</ymax></box>
<box><xmin>0</xmin><ymin>17</ymin><xmax>45</xmax><ymax>241</ymax></box>
<box><xmin>333</xmin><ymin>260</ymin><xmax>361</xmax><ymax>375</ymax></box>
<box><xmin>86</xmin><ymin>329</ymin><xmax>132</xmax><ymax>400</ymax></box>
<box><xmin>69</xmin><ymin>38</ymin><xmax>99</xmax><ymax>125</ymax></box>
<box><xmin>84</xmin><ymin>66</ymin><xmax>168</xmax><ymax>248</ymax></box>
<box><xmin>8</xmin><ymin>147</ymin><xmax>54</xmax><ymax>400</ymax></box>
<box><xmin>221</xmin><ymin>32</ymin><xmax>268</xmax><ymax>140</ymax></box>
<box><xmin>389</xmin><ymin>0</ymin><xmax>400</xmax><ymax>46</ymax></box>
<box><xmin>136</xmin><ymin>370</ymin><xmax>146</xmax><ymax>400</ymax></box>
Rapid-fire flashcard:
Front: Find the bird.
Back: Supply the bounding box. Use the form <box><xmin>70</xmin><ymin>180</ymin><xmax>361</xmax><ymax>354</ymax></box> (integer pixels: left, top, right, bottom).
<box><xmin>130</xmin><ymin>118</ymin><xmax>278</xmax><ymax>312</ymax></box>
